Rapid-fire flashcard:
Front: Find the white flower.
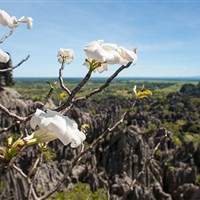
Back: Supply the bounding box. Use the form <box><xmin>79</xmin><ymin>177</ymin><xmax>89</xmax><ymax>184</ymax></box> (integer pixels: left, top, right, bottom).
<box><xmin>0</xmin><ymin>49</ymin><xmax>10</xmax><ymax>63</ymax></box>
<box><xmin>83</xmin><ymin>40</ymin><xmax>137</xmax><ymax>73</ymax></box>
<box><xmin>28</xmin><ymin>109</ymin><xmax>86</xmax><ymax>148</ymax></box>
<box><xmin>0</xmin><ymin>9</ymin><xmax>17</xmax><ymax>28</ymax></box>
<box><xmin>57</xmin><ymin>48</ymin><xmax>74</xmax><ymax>64</ymax></box>
<box><xmin>25</xmin><ymin>17</ymin><xmax>33</xmax><ymax>29</ymax></box>
<box><xmin>18</xmin><ymin>16</ymin><xmax>33</xmax><ymax>29</ymax></box>
<box><xmin>0</xmin><ymin>10</ymin><xmax>33</xmax><ymax>29</ymax></box>
<box><xmin>118</xmin><ymin>47</ymin><xmax>137</xmax><ymax>65</ymax></box>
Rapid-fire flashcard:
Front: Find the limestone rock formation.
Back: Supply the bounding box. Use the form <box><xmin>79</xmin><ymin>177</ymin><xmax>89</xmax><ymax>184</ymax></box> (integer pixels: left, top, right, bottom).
<box><xmin>0</xmin><ymin>91</ymin><xmax>200</xmax><ymax>199</ymax></box>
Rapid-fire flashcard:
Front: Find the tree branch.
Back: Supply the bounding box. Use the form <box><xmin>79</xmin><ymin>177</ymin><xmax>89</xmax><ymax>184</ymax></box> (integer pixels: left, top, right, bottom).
<box><xmin>39</xmin><ymin>100</ymin><xmax>136</xmax><ymax>200</ymax></box>
<box><xmin>58</xmin><ymin>62</ymin><xmax>71</xmax><ymax>96</ymax></box>
<box><xmin>73</xmin><ymin>62</ymin><xmax>132</xmax><ymax>103</ymax></box>
<box><xmin>56</xmin><ymin>69</ymin><xmax>92</xmax><ymax>112</ymax></box>
<box><xmin>0</xmin><ymin>27</ymin><xmax>16</xmax><ymax>44</ymax></box>
<box><xmin>0</xmin><ymin>55</ymin><xmax>30</xmax><ymax>72</ymax></box>
<box><xmin>12</xmin><ymin>164</ymin><xmax>39</xmax><ymax>200</ymax></box>
<box><xmin>0</xmin><ymin>121</ymin><xmax>20</xmax><ymax>134</ymax></box>
<box><xmin>0</xmin><ymin>103</ymin><xmax>25</xmax><ymax>121</ymax></box>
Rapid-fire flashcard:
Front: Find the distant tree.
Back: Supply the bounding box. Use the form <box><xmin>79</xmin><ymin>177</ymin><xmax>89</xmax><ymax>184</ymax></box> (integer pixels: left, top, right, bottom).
<box><xmin>180</xmin><ymin>82</ymin><xmax>200</xmax><ymax>97</ymax></box>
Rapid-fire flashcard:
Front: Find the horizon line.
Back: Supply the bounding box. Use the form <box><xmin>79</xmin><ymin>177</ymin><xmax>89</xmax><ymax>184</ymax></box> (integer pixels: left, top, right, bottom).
<box><xmin>14</xmin><ymin>76</ymin><xmax>200</xmax><ymax>81</ymax></box>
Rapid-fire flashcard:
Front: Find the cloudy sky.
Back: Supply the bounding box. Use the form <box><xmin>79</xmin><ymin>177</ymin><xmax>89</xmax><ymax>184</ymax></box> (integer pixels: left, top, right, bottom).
<box><xmin>0</xmin><ymin>1</ymin><xmax>200</xmax><ymax>78</ymax></box>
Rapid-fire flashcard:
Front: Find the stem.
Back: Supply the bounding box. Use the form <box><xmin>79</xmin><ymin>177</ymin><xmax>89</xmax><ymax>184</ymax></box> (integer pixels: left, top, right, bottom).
<box><xmin>39</xmin><ymin>100</ymin><xmax>136</xmax><ymax>200</ymax></box>
<box><xmin>0</xmin><ymin>27</ymin><xmax>16</xmax><ymax>44</ymax></box>
<box><xmin>74</xmin><ymin>62</ymin><xmax>132</xmax><ymax>103</ymax></box>
<box><xmin>58</xmin><ymin>62</ymin><xmax>71</xmax><ymax>96</ymax></box>
<box><xmin>56</xmin><ymin>69</ymin><xmax>92</xmax><ymax>112</ymax></box>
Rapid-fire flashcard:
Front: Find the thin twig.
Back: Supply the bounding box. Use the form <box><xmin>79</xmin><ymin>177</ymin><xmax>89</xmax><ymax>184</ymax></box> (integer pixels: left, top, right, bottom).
<box><xmin>58</xmin><ymin>62</ymin><xmax>71</xmax><ymax>96</ymax></box>
<box><xmin>73</xmin><ymin>62</ymin><xmax>132</xmax><ymax>103</ymax></box>
<box><xmin>0</xmin><ymin>27</ymin><xmax>16</xmax><ymax>44</ymax></box>
<box><xmin>13</xmin><ymin>164</ymin><xmax>27</xmax><ymax>179</ymax></box>
<box><xmin>122</xmin><ymin>129</ymin><xmax>169</xmax><ymax>199</ymax></box>
<box><xmin>43</xmin><ymin>81</ymin><xmax>56</xmax><ymax>105</ymax></box>
<box><xmin>0</xmin><ymin>55</ymin><xmax>30</xmax><ymax>72</ymax></box>
<box><xmin>12</xmin><ymin>164</ymin><xmax>39</xmax><ymax>200</ymax></box>
<box><xmin>28</xmin><ymin>154</ymin><xmax>43</xmax><ymax>178</ymax></box>
<box><xmin>39</xmin><ymin>100</ymin><xmax>136</xmax><ymax>200</ymax></box>
<box><xmin>8</xmin><ymin>146</ymin><xmax>28</xmax><ymax>167</ymax></box>
<box><xmin>28</xmin><ymin>154</ymin><xmax>43</xmax><ymax>199</ymax></box>
<box><xmin>56</xmin><ymin>69</ymin><xmax>92</xmax><ymax>112</ymax></box>
<box><xmin>0</xmin><ymin>103</ymin><xmax>25</xmax><ymax>121</ymax></box>
<box><xmin>0</xmin><ymin>121</ymin><xmax>20</xmax><ymax>134</ymax></box>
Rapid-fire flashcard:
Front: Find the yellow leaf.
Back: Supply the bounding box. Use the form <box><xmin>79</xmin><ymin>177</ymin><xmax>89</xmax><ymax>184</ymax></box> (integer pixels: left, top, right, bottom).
<box><xmin>59</xmin><ymin>91</ymin><xmax>67</xmax><ymax>100</ymax></box>
<box><xmin>133</xmin><ymin>85</ymin><xmax>152</xmax><ymax>99</ymax></box>
<box><xmin>7</xmin><ymin>137</ymin><xmax>13</xmax><ymax>146</ymax></box>
<box><xmin>81</xmin><ymin>124</ymin><xmax>90</xmax><ymax>131</ymax></box>
<box><xmin>137</xmin><ymin>89</ymin><xmax>152</xmax><ymax>97</ymax></box>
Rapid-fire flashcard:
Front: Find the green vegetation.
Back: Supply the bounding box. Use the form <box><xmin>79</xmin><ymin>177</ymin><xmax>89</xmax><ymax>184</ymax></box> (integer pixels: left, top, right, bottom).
<box><xmin>14</xmin><ymin>78</ymin><xmax>199</xmax><ymax>104</ymax></box>
<box><xmin>50</xmin><ymin>182</ymin><xmax>107</xmax><ymax>200</ymax></box>
<box><xmin>195</xmin><ymin>174</ymin><xmax>200</xmax><ymax>186</ymax></box>
<box><xmin>180</xmin><ymin>82</ymin><xmax>200</xmax><ymax>97</ymax></box>
<box><xmin>0</xmin><ymin>181</ymin><xmax>7</xmax><ymax>193</ymax></box>
<box><xmin>171</xmin><ymin>135</ymin><xmax>182</xmax><ymax>147</ymax></box>
<box><xmin>144</xmin><ymin>123</ymin><xmax>158</xmax><ymax>135</ymax></box>
<box><xmin>183</xmin><ymin>133</ymin><xmax>200</xmax><ymax>150</ymax></box>
<box><xmin>43</xmin><ymin>149</ymin><xmax>56</xmax><ymax>163</ymax></box>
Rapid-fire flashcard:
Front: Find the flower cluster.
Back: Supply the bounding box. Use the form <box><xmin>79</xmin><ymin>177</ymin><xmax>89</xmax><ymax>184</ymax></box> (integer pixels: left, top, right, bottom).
<box><xmin>0</xmin><ymin>9</ymin><xmax>33</xmax><ymax>63</ymax></box>
<box><xmin>0</xmin><ymin>9</ymin><xmax>33</xmax><ymax>29</ymax></box>
<box><xmin>57</xmin><ymin>48</ymin><xmax>74</xmax><ymax>64</ymax></box>
<box><xmin>3</xmin><ymin>109</ymin><xmax>86</xmax><ymax>160</ymax></box>
<box><xmin>57</xmin><ymin>40</ymin><xmax>137</xmax><ymax>73</ymax></box>
<box><xmin>1</xmin><ymin>8</ymin><xmax>138</xmax><ymax>160</ymax></box>
<box><xmin>26</xmin><ymin>109</ymin><xmax>86</xmax><ymax>148</ymax></box>
<box><xmin>84</xmin><ymin>40</ymin><xmax>137</xmax><ymax>73</ymax></box>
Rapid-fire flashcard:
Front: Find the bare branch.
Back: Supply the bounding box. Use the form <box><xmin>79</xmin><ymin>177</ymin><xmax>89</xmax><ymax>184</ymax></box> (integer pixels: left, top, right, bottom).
<box><xmin>58</xmin><ymin>62</ymin><xmax>71</xmax><ymax>96</ymax></box>
<box><xmin>13</xmin><ymin>164</ymin><xmax>39</xmax><ymax>200</ymax></box>
<box><xmin>39</xmin><ymin>100</ymin><xmax>136</xmax><ymax>200</ymax></box>
<box><xmin>56</xmin><ymin>69</ymin><xmax>93</xmax><ymax>112</ymax></box>
<box><xmin>0</xmin><ymin>103</ymin><xmax>25</xmax><ymax>121</ymax></box>
<box><xmin>8</xmin><ymin>146</ymin><xmax>28</xmax><ymax>167</ymax></box>
<box><xmin>27</xmin><ymin>154</ymin><xmax>43</xmax><ymax>200</ymax></box>
<box><xmin>0</xmin><ymin>27</ymin><xmax>16</xmax><ymax>44</ymax></box>
<box><xmin>73</xmin><ymin>62</ymin><xmax>132</xmax><ymax>103</ymax></box>
<box><xmin>43</xmin><ymin>81</ymin><xmax>57</xmax><ymax>105</ymax></box>
<box><xmin>122</xmin><ymin>129</ymin><xmax>169</xmax><ymax>199</ymax></box>
<box><xmin>0</xmin><ymin>55</ymin><xmax>30</xmax><ymax>72</ymax></box>
<box><xmin>13</xmin><ymin>164</ymin><xmax>27</xmax><ymax>179</ymax></box>
<box><xmin>0</xmin><ymin>121</ymin><xmax>20</xmax><ymax>134</ymax></box>
<box><xmin>28</xmin><ymin>154</ymin><xmax>43</xmax><ymax>178</ymax></box>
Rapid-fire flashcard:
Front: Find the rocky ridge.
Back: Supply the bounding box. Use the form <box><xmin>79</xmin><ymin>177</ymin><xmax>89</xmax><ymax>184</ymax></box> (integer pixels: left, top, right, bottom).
<box><xmin>0</xmin><ymin>87</ymin><xmax>200</xmax><ymax>199</ymax></box>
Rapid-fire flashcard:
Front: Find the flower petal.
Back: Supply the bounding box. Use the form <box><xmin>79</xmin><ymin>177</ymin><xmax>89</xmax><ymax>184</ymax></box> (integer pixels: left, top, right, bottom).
<box><xmin>57</xmin><ymin>48</ymin><xmax>74</xmax><ymax>64</ymax></box>
<box><xmin>0</xmin><ymin>49</ymin><xmax>10</xmax><ymax>63</ymax></box>
<box><xmin>30</xmin><ymin>109</ymin><xmax>86</xmax><ymax>146</ymax></box>
<box><xmin>70</xmin><ymin>130</ymin><xmax>86</xmax><ymax>148</ymax></box>
<box><xmin>0</xmin><ymin>10</ymin><xmax>17</xmax><ymax>28</ymax></box>
<box><xmin>30</xmin><ymin>109</ymin><xmax>45</xmax><ymax>129</ymax></box>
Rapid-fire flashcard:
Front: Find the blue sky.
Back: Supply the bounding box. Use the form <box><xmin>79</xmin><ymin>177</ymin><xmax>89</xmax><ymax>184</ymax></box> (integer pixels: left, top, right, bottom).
<box><xmin>0</xmin><ymin>1</ymin><xmax>200</xmax><ymax>78</ymax></box>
